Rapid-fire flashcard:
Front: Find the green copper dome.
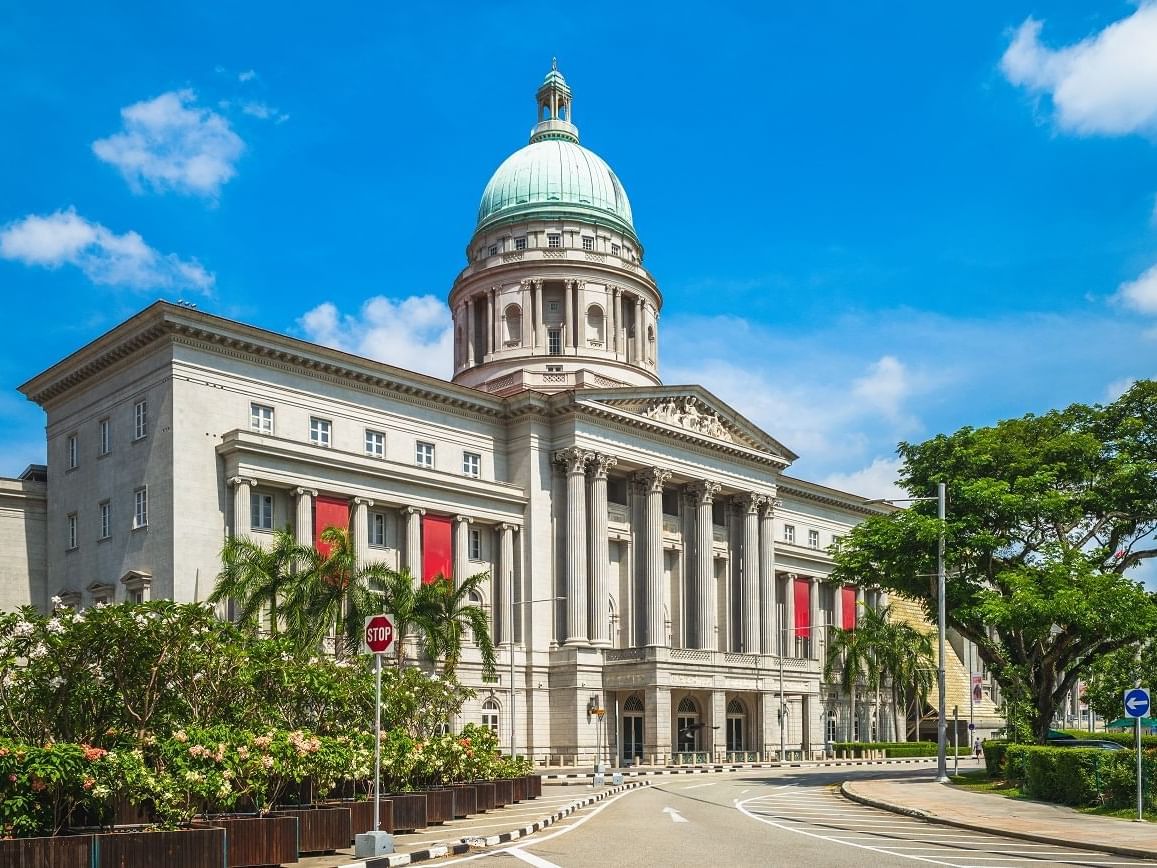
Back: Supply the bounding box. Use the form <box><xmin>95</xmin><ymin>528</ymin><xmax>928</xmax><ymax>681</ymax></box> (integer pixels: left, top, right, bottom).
<box><xmin>475</xmin><ymin>139</ymin><xmax>635</xmax><ymax>239</ymax></box>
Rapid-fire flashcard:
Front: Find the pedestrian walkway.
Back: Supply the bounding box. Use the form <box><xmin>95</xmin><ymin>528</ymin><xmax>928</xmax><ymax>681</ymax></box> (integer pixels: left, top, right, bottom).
<box><xmin>842</xmin><ymin>776</ymin><xmax>1157</xmax><ymax>860</ymax></box>
<box><xmin>542</xmin><ymin>755</ymin><xmax>941</xmax><ymax>782</ymax></box>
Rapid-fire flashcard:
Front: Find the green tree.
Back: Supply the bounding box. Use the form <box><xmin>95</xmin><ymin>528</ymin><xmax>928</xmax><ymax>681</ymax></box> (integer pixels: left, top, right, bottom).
<box><xmin>425</xmin><ymin>573</ymin><xmax>497</xmax><ymax>680</ymax></box>
<box><xmin>824</xmin><ymin>619</ymin><xmax>873</xmax><ymax>741</ymax></box>
<box><xmin>831</xmin><ymin>381</ymin><xmax>1157</xmax><ymax>743</ymax></box>
<box><xmin>209</xmin><ymin>528</ymin><xmax>308</xmax><ymax>634</ymax></box>
<box><xmin>1083</xmin><ymin>640</ymin><xmax>1157</xmax><ymax>723</ymax></box>
<box><xmin>369</xmin><ymin>564</ymin><xmax>442</xmax><ymax>669</ymax></box>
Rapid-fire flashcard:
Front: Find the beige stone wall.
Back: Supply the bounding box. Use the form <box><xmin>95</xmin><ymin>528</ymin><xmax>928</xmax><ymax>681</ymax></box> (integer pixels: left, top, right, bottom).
<box><xmin>0</xmin><ymin>479</ymin><xmax>47</xmax><ymax>610</ymax></box>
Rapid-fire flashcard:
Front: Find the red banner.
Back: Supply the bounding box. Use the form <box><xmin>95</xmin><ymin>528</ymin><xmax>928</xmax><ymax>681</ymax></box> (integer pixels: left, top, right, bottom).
<box><xmin>314</xmin><ymin>495</ymin><xmax>349</xmax><ymax>558</ymax></box>
<box><xmin>422</xmin><ymin>514</ymin><xmax>452</xmax><ymax>583</ymax></box>
<box><xmin>842</xmin><ymin>586</ymin><xmax>857</xmax><ymax>630</ymax></box>
<box><xmin>794</xmin><ymin>577</ymin><xmax>810</xmax><ymax>638</ymax></box>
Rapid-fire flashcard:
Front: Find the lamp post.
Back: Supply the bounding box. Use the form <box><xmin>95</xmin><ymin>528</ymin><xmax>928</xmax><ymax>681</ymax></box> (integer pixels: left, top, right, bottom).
<box><xmin>507</xmin><ymin>596</ymin><xmax>565</xmax><ymax>760</ymax></box>
<box><xmin>866</xmin><ymin>482</ymin><xmax>950</xmax><ymax>783</ymax></box>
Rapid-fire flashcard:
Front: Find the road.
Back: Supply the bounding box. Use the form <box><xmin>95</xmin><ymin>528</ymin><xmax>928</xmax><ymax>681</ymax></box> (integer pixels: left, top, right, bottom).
<box><xmin>429</xmin><ymin>763</ymin><xmax>1157</xmax><ymax>867</ymax></box>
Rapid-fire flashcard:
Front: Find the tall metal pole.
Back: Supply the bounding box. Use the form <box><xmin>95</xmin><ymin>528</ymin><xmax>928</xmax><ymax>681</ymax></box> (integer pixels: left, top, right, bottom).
<box><xmin>779</xmin><ymin>623</ymin><xmax>786</xmax><ymax>760</ymax></box>
<box><xmin>935</xmin><ymin>481</ymin><xmax>949</xmax><ymax>783</ymax></box>
<box><xmin>1137</xmin><ymin>715</ymin><xmax>1144</xmax><ymax>822</ymax></box>
<box><xmin>509</xmin><ymin>589</ymin><xmax>516</xmax><ymax>758</ymax></box>
<box><xmin>372</xmin><ymin>652</ymin><xmax>382</xmax><ymax>831</ymax></box>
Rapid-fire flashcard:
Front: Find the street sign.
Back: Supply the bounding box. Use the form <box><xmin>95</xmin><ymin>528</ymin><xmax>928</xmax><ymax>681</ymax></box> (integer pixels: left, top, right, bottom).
<box><xmin>364</xmin><ymin>614</ymin><xmax>395</xmax><ymax>655</ymax></box>
<box><xmin>967</xmin><ymin>723</ymin><xmax>975</xmax><ymax>731</ymax></box>
<box><xmin>1124</xmin><ymin>687</ymin><xmax>1150</xmax><ymax>719</ymax></box>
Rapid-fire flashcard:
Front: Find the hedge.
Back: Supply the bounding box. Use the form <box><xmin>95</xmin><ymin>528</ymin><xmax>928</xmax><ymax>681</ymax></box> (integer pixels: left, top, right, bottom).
<box><xmin>982</xmin><ymin>741</ymin><xmax>1010</xmax><ymax>778</ymax></box>
<box><xmin>1000</xmin><ymin>744</ymin><xmax>1157</xmax><ymax>810</ymax></box>
<box><xmin>832</xmin><ymin>741</ymin><xmax>970</xmax><ymax>758</ymax></box>
<box><xmin>1056</xmin><ymin>729</ymin><xmax>1157</xmax><ymax>749</ymax></box>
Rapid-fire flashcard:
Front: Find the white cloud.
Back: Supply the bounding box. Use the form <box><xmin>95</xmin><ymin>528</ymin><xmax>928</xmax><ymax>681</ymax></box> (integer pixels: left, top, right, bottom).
<box><xmin>238</xmin><ymin>69</ymin><xmax>257</xmax><ymax>83</ymax></box>
<box><xmin>1001</xmin><ymin>4</ymin><xmax>1157</xmax><ymax>137</ymax></box>
<box><xmin>852</xmin><ymin>355</ymin><xmax>911</xmax><ymax>420</ymax></box>
<box><xmin>1114</xmin><ymin>264</ymin><xmax>1157</xmax><ymax>314</ymax></box>
<box><xmin>821</xmin><ymin>456</ymin><xmax>906</xmax><ymax>502</ymax></box>
<box><xmin>0</xmin><ymin>208</ymin><xmax>213</xmax><ymax>292</ymax></box>
<box><xmin>298</xmin><ymin>295</ymin><xmax>454</xmax><ymax>379</ymax></box>
<box><xmin>92</xmin><ymin>89</ymin><xmax>245</xmax><ymax>197</ymax></box>
<box><xmin>240</xmin><ymin>101</ymin><xmax>290</xmax><ymax>124</ymax></box>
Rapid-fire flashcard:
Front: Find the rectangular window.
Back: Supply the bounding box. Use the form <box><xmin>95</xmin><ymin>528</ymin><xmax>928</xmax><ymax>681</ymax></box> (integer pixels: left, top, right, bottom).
<box><xmin>251</xmin><ymin>492</ymin><xmax>273</xmax><ymax>530</ymax></box>
<box><xmin>98</xmin><ymin>418</ymin><xmax>110</xmax><ymax>455</ymax></box>
<box><xmin>783</xmin><ymin>524</ymin><xmax>795</xmax><ymax>544</ymax></box>
<box><xmin>99</xmin><ymin>501</ymin><xmax>111</xmax><ymax>540</ymax></box>
<box><xmin>482</xmin><ymin>709</ymin><xmax>499</xmax><ymax>735</ymax></box>
<box><xmin>416</xmin><ymin>441</ymin><xmax>435</xmax><ymax>469</ymax></box>
<box><xmin>134</xmin><ymin>400</ymin><xmax>148</xmax><ymax>440</ymax></box>
<box><xmin>611</xmin><ymin>243</ymin><xmax>621</xmax><ymax>256</ymax></box>
<box><xmin>547</xmin><ymin>233</ymin><xmax>561</xmax><ymax>248</ymax></box>
<box><xmin>581</xmin><ymin>236</ymin><xmax>594</xmax><ymax>251</ymax></box>
<box><xmin>548</xmin><ymin>329</ymin><xmax>562</xmax><ymax>355</ymax></box>
<box><xmin>462</xmin><ymin>451</ymin><xmax>481</xmax><ymax>478</ymax></box>
<box><xmin>365</xmin><ymin>429</ymin><xmax>385</xmax><ymax>458</ymax></box>
<box><xmin>469</xmin><ymin>527</ymin><xmax>482</xmax><ymax>561</ymax></box>
<box><xmin>514</xmin><ymin>236</ymin><xmax>527</xmax><ymax>251</ymax></box>
<box><xmin>250</xmin><ymin>403</ymin><xmax>274</xmax><ymax>434</ymax></box>
<box><xmin>808</xmin><ymin>529</ymin><xmax>820</xmax><ymax>549</ymax></box>
<box><xmin>309</xmin><ymin>417</ymin><xmax>332</xmax><ymax>448</ymax></box>
<box><xmin>488</xmin><ymin>244</ymin><xmax>498</xmax><ymax>256</ymax></box>
<box><xmin>67</xmin><ymin>434</ymin><xmax>78</xmax><ymax>469</ymax></box>
<box><xmin>66</xmin><ymin>513</ymin><xmax>78</xmax><ymax>550</ymax></box>
<box><xmin>133</xmin><ymin>487</ymin><xmax>148</xmax><ymax>529</ymax></box>
<box><xmin>370</xmin><ymin>512</ymin><xmax>386</xmax><ymax>547</ymax></box>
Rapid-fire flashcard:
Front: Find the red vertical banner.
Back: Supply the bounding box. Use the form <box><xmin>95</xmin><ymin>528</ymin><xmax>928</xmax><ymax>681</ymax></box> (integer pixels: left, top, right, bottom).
<box><xmin>314</xmin><ymin>495</ymin><xmax>350</xmax><ymax>558</ymax></box>
<box><xmin>842</xmin><ymin>586</ymin><xmax>857</xmax><ymax>630</ymax></box>
<box><xmin>422</xmin><ymin>514</ymin><xmax>452</xmax><ymax>583</ymax></box>
<box><xmin>794</xmin><ymin>577</ymin><xmax>811</xmax><ymax>638</ymax></box>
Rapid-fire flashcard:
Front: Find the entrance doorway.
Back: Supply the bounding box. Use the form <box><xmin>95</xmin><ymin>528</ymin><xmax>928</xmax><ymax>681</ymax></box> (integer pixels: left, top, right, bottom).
<box><xmin>676</xmin><ymin>696</ymin><xmax>700</xmax><ymax>752</ymax></box>
<box><xmin>726</xmin><ymin>698</ymin><xmax>746</xmax><ymax>752</ymax></box>
<box><xmin>622</xmin><ymin>695</ymin><xmax>644</xmax><ymax>764</ymax></box>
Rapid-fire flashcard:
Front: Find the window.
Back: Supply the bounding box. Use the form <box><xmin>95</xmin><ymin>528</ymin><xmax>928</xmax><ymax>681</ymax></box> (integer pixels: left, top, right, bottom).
<box><xmin>488</xmin><ymin>244</ymin><xmax>497</xmax><ymax>256</ymax></box>
<box><xmin>127</xmin><ymin>588</ymin><xmax>144</xmax><ymax>604</ymax></box>
<box><xmin>462</xmin><ymin>451</ymin><xmax>481</xmax><ymax>478</ymax></box>
<box><xmin>98</xmin><ymin>419</ymin><xmax>110</xmax><ymax>455</ymax></box>
<box><xmin>250</xmin><ymin>403</ymin><xmax>274</xmax><ymax>434</ymax></box>
<box><xmin>469</xmin><ymin>528</ymin><xmax>482</xmax><ymax>561</ymax></box>
<box><xmin>415</xmin><ymin>441</ymin><xmax>435</xmax><ymax>468</ymax></box>
<box><xmin>66</xmin><ymin>513</ymin><xmax>78</xmax><ymax>550</ymax></box>
<box><xmin>548</xmin><ymin>329</ymin><xmax>562</xmax><ymax>355</ymax></box>
<box><xmin>581</xmin><ymin>236</ymin><xmax>593</xmax><ymax>251</ymax></box>
<box><xmin>309</xmin><ymin>417</ymin><xmax>332</xmax><ymax>448</ymax></box>
<box><xmin>547</xmin><ymin>233</ymin><xmax>561</xmax><ymax>248</ymax></box>
<box><xmin>545</xmin><ymin>364</ymin><xmax>563</xmax><ymax>372</ymax></box>
<box><xmin>481</xmin><ymin>699</ymin><xmax>500</xmax><ymax>735</ymax></box>
<box><xmin>67</xmin><ymin>434</ymin><xmax>78</xmax><ymax>469</ymax></box>
<box><xmin>133</xmin><ymin>487</ymin><xmax>148</xmax><ymax>529</ymax></box>
<box><xmin>611</xmin><ymin>243</ymin><xmax>621</xmax><ymax>256</ymax></box>
<box><xmin>133</xmin><ymin>400</ymin><xmax>148</xmax><ymax>440</ymax></box>
<box><xmin>808</xmin><ymin>529</ymin><xmax>820</xmax><ymax>549</ymax></box>
<box><xmin>99</xmin><ymin>501</ymin><xmax>111</xmax><ymax>540</ymax></box>
<box><xmin>370</xmin><ymin>512</ymin><xmax>386</xmax><ymax>547</ymax></box>
<box><xmin>251</xmin><ymin>492</ymin><xmax>273</xmax><ymax>530</ymax></box>
<box><xmin>783</xmin><ymin>524</ymin><xmax>795</xmax><ymax>544</ymax></box>
<box><xmin>514</xmin><ymin>236</ymin><xmax>527</xmax><ymax>251</ymax></box>
<box><xmin>365</xmin><ymin>429</ymin><xmax>385</xmax><ymax>458</ymax></box>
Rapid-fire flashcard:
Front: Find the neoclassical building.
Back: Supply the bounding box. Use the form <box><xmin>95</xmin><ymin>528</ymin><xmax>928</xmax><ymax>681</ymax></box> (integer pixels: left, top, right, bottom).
<box><xmin>3</xmin><ymin>64</ymin><xmax>1001</xmax><ymax>762</ymax></box>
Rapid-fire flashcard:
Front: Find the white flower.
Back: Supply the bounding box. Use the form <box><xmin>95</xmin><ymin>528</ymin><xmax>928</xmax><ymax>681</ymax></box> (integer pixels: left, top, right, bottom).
<box><xmin>45</xmin><ymin>619</ymin><xmax>64</xmax><ymax>635</ymax></box>
<box><xmin>48</xmin><ymin>676</ymin><xmax>64</xmax><ymax>688</ymax></box>
<box><xmin>50</xmin><ymin>595</ymin><xmax>62</xmax><ymax>606</ymax></box>
<box><xmin>28</xmin><ymin>643</ymin><xmax>48</xmax><ymax>660</ymax></box>
<box><xmin>12</xmin><ymin>621</ymin><xmax>33</xmax><ymax>638</ymax></box>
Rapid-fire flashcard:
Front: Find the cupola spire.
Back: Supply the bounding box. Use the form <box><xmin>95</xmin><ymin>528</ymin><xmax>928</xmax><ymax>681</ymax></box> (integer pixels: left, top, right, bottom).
<box><xmin>530</xmin><ymin>59</ymin><xmax>579</xmax><ymax>144</ymax></box>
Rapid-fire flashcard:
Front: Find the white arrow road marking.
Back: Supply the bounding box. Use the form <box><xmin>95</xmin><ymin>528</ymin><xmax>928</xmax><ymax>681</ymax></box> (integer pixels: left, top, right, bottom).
<box><xmin>508</xmin><ymin>848</ymin><xmax>562</xmax><ymax>868</ymax></box>
<box><xmin>663</xmin><ymin>806</ymin><xmax>690</xmax><ymax>823</ymax></box>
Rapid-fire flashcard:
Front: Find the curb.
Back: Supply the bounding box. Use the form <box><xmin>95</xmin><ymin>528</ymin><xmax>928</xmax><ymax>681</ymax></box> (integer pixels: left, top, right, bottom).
<box><xmin>839</xmin><ymin>781</ymin><xmax>1155</xmax><ymax>861</ymax></box>
<box><xmin>543</xmin><ymin>757</ymin><xmax>940</xmax><ymax>781</ymax></box>
<box><xmin>339</xmin><ymin>780</ymin><xmax>651</xmax><ymax>868</ymax></box>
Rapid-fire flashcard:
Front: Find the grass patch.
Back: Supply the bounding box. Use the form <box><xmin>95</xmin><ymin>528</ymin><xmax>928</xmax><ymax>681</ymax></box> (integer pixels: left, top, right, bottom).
<box><xmin>1078</xmin><ymin>805</ymin><xmax>1157</xmax><ymax>823</ymax></box>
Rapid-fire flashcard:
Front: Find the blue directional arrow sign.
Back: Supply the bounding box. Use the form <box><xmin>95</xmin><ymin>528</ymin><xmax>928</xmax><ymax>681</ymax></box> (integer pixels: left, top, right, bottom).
<box><xmin>1124</xmin><ymin>687</ymin><xmax>1150</xmax><ymax>719</ymax></box>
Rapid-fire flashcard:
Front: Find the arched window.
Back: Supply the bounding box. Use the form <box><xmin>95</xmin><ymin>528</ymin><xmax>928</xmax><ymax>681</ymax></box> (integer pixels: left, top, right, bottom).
<box><xmin>726</xmin><ymin>699</ymin><xmax>745</xmax><ymax>715</ymax></box>
<box><xmin>726</xmin><ymin>698</ymin><xmax>747</xmax><ymax>752</ymax></box>
<box><xmin>676</xmin><ymin>696</ymin><xmax>700</xmax><ymax>752</ymax></box>
<box><xmin>481</xmin><ymin>698</ymin><xmax>500</xmax><ymax>735</ymax></box>
<box><xmin>624</xmin><ymin>695</ymin><xmax>644</xmax><ymax>713</ymax></box>
<box><xmin>677</xmin><ymin>697</ymin><xmax>698</xmax><ymax>714</ymax></box>
<box><xmin>504</xmin><ymin>304</ymin><xmax>522</xmax><ymax>346</ymax></box>
<box><xmin>647</xmin><ymin>325</ymin><xmax>656</xmax><ymax>363</ymax></box>
<box><xmin>466</xmin><ymin>589</ymin><xmax>484</xmax><ymax>643</ymax></box>
<box><xmin>586</xmin><ymin>304</ymin><xmax>604</xmax><ymax>345</ymax></box>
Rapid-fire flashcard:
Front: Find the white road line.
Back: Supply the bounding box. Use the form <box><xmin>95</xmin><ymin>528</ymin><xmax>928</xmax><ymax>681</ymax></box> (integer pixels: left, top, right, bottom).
<box><xmin>507</xmin><ymin>848</ymin><xmax>562</xmax><ymax>868</ymax></box>
<box><xmin>682</xmin><ymin>782</ymin><xmax>715</xmax><ymax>790</ymax></box>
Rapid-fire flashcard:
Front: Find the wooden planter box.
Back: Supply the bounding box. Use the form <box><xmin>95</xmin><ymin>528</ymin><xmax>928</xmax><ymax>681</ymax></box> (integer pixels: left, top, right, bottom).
<box><xmin>269</xmin><ymin>807</ymin><xmax>350</xmax><ymax>855</ymax></box>
<box><xmin>0</xmin><ymin>834</ymin><xmax>93</xmax><ymax>868</ymax></box>
<box><xmin>511</xmin><ymin>776</ymin><xmax>527</xmax><ymax>802</ymax></box>
<box><xmin>421</xmin><ymin>788</ymin><xmax>454</xmax><ymax>825</ymax></box>
<box><xmin>327</xmin><ymin>799</ymin><xmax>396</xmax><ymax>839</ymax></box>
<box><xmin>383</xmin><ymin>793</ymin><xmax>426</xmax><ymax>832</ymax></box>
<box><xmin>472</xmin><ymin>781</ymin><xmax>496</xmax><ymax>812</ymax></box>
<box><xmin>525</xmin><ymin>775</ymin><xmax>542</xmax><ymax>799</ymax></box>
<box><xmin>448</xmin><ymin>785</ymin><xmax>477</xmax><ymax>818</ymax></box>
<box><xmin>96</xmin><ymin>827</ymin><xmax>226</xmax><ymax>868</ymax></box>
<box><xmin>202</xmin><ymin>816</ymin><xmax>298</xmax><ymax>868</ymax></box>
<box><xmin>492</xmin><ymin>778</ymin><xmax>513</xmax><ymax>807</ymax></box>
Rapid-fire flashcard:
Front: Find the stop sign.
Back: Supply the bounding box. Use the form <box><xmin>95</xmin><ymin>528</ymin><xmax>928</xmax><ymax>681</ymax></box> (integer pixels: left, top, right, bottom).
<box><xmin>364</xmin><ymin>614</ymin><xmax>395</xmax><ymax>654</ymax></box>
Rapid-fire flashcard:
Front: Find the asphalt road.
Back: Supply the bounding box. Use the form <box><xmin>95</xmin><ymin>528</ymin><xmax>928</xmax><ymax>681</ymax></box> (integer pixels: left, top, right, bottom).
<box><xmin>428</xmin><ymin>763</ymin><xmax>1157</xmax><ymax>867</ymax></box>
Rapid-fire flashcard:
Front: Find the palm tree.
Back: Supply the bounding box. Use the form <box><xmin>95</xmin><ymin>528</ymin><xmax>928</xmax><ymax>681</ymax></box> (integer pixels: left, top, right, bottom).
<box><xmin>888</xmin><ymin>620</ymin><xmax>935</xmax><ymax>741</ymax></box>
<box><xmin>209</xmin><ymin>528</ymin><xmax>308</xmax><ymax>634</ymax></box>
<box><xmin>368</xmin><ymin>564</ymin><xmax>443</xmax><ymax>670</ymax></box>
<box><xmin>425</xmin><ymin>572</ymin><xmax>496</xmax><ymax>680</ymax></box>
<box><xmin>825</xmin><ymin>621</ymin><xmax>872</xmax><ymax>742</ymax></box>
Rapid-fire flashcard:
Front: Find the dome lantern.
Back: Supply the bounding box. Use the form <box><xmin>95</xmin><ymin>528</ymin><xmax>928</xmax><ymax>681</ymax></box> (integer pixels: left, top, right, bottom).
<box><xmin>530</xmin><ymin>58</ymin><xmax>579</xmax><ymax>145</ymax></box>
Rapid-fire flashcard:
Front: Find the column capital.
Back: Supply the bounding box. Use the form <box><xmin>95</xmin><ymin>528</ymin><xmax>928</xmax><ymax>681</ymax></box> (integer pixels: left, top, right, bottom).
<box><xmin>352</xmin><ymin>497</ymin><xmax>375</xmax><ymax>508</ymax></box>
<box><xmin>587</xmin><ymin>453</ymin><xmax>618</xmax><ymax>479</ymax></box>
<box><xmin>554</xmin><ymin>447</ymin><xmax>592</xmax><ymax>475</ymax></box>
<box><xmin>228</xmin><ymin>476</ymin><xmax>256</xmax><ymax>489</ymax></box>
<box><xmin>532</xmin><ymin>278</ymin><xmax>544</xmax><ymax>289</ymax></box>
<box><xmin>633</xmin><ymin>466</ymin><xmax>672</xmax><ymax>492</ymax></box>
<box><xmin>761</xmin><ymin>496</ymin><xmax>782</xmax><ymax>516</ymax></box>
<box><xmin>499</xmin><ymin>522</ymin><xmax>518</xmax><ymax>532</ymax></box>
<box><xmin>454</xmin><ymin>514</ymin><xmax>474</xmax><ymax>525</ymax></box>
<box><xmin>740</xmin><ymin>492</ymin><xmax>767</xmax><ymax>514</ymax></box>
<box><xmin>293</xmin><ymin>486</ymin><xmax>318</xmax><ymax>498</ymax></box>
<box><xmin>689</xmin><ymin>479</ymin><xmax>722</xmax><ymax>504</ymax></box>
<box><xmin>519</xmin><ymin>277</ymin><xmax>533</xmax><ymax>289</ymax></box>
<box><xmin>403</xmin><ymin>506</ymin><xmax>426</xmax><ymax>517</ymax></box>
<box><xmin>490</xmin><ymin>284</ymin><xmax>499</xmax><ymax>295</ymax></box>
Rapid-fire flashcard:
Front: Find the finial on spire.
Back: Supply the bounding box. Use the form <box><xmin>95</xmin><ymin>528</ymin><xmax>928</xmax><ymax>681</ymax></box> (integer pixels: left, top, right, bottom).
<box><xmin>552</xmin><ymin>56</ymin><xmax>558</xmax><ymax>70</ymax></box>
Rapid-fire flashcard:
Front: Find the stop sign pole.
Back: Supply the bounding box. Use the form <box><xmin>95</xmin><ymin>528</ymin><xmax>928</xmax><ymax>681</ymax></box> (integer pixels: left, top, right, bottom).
<box><xmin>363</xmin><ymin>615</ymin><xmax>395</xmax><ymax>839</ymax></box>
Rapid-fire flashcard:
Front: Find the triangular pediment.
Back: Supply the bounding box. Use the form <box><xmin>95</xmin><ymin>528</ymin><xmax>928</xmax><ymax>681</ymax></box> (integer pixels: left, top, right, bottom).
<box><xmin>573</xmin><ymin>386</ymin><xmax>798</xmax><ymax>464</ymax></box>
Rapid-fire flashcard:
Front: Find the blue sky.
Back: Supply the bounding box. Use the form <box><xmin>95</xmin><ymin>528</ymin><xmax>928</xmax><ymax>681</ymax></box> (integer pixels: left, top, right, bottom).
<box><xmin>2</xmin><ymin>3</ymin><xmax>1156</xmax><ymax>551</ymax></box>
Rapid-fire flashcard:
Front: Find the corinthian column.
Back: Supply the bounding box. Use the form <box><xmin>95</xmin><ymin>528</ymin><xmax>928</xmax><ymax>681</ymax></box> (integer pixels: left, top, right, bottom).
<box><xmin>636</xmin><ymin>466</ymin><xmax>673</xmax><ymax>647</ymax></box>
<box><xmin>533</xmin><ymin>279</ymin><xmax>545</xmax><ymax>351</ymax></box>
<box><xmin>741</xmin><ymin>493</ymin><xmax>763</xmax><ymax>655</ymax></box>
<box><xmin>453</xmin><ymin>515</ymin><xmax>473</xmax><ymax>583</ymax></box>
<box><xmin>691</xmin><ymin>480</ymin><xmax>721</xmax><ymax>650</ymax></box>
<box><xmin>229</xmin><ymin>477</ymin><xmax>255</xmax><ymax>539</ymax></box>
<box><xmin>759</xmin><ymin>497</ymin><xmax>777</xmax><ymax>656</ymax></box>
<box><xmin>588</xmin><ymin>453</ymin><xmax>617</xmax><ymax>647</ymax></box>
<box><xmin>404</xmin><ymin>506</ymin><xmax>424</xmax><ymax>576</ymax></box>
<box><xmin>293</xmin><ymin>487</ymin><xmax>317</xmax><ymax>546</ymax></box>
<box><xmin>556</xmin><ymin>447</ymin><xmax>592</xmax><ymax>645</ymax></box>
<box><xmin>351</xmin><ymin>497</ymin><xmax>374</xmax><ymax>566</ymax></box>
<box><xmin>499</xmin><ymin>523</ymin><xmax>515</xmax><ymax>645</ymax></box>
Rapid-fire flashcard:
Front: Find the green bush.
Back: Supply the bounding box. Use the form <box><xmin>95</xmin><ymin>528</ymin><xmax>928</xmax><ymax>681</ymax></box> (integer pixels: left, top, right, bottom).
<box><xmin>831</xmin><ymin>741</ymin><xmax>969</xmax><ymax>758</ymax></box>
<box><xmin>1056</xmin><ymin>729</ymin><xmax>1157</xmax><ymax>749</ymax></box>
<box><xmin>982</xmin><ymin>741</ymin><xmax>1010</xmax><ymax>778</ymax></box>
<box><xmin>1000</xmin><ymin>745</ymin><xmax>1157</xmax><ymax>810</ymax></box>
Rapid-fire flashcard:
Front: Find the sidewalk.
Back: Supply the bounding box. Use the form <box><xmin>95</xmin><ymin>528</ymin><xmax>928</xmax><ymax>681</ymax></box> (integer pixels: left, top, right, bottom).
<box><xmin>842</xmin><ymin>777</ymin><xmax>1157</xmax><ymax>860</ymax></box>
<box><xmin>542</xmin><ymin>755</ymin><xmax>941</xmax><ymax>782</ymax></box>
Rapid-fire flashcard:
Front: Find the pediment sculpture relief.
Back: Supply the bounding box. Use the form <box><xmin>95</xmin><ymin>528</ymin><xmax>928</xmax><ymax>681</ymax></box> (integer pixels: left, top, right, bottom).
<box><xmin>640</xmin><ymin>396</ymin><xmax>734</xmax><ymax>442</ymax></box>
